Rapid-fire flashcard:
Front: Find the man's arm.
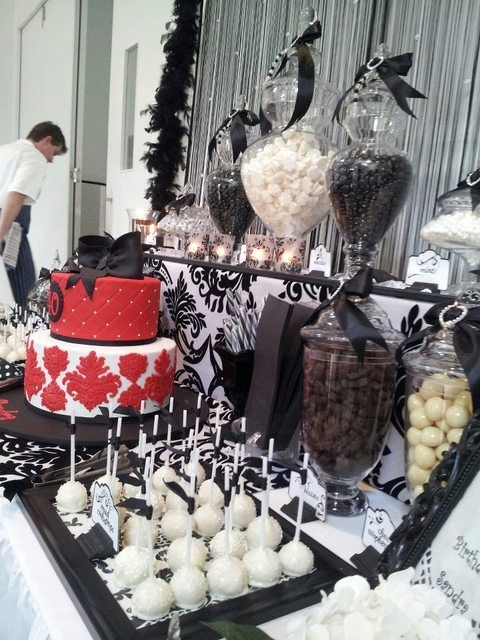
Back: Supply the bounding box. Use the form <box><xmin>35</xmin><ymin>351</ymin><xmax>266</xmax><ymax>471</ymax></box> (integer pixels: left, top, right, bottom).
<box><xmin>0</xmin><ymin>191</ymin><xmax>28</xmax><ymax>244</ymax></box>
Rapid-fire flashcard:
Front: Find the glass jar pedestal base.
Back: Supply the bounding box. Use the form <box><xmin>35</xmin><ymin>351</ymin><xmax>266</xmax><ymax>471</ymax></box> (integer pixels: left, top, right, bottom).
<box><xmin>324</xmin><ymin>480</ymin><xmax>368</xmax><ymax>517</ymax></box>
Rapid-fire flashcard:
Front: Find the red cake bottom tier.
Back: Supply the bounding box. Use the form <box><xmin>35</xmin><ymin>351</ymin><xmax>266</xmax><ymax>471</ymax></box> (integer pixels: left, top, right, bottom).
<box><xmin>24</xmin><ymin>330</ymin><xmax>176</xmax><ymax>421</ymax></box>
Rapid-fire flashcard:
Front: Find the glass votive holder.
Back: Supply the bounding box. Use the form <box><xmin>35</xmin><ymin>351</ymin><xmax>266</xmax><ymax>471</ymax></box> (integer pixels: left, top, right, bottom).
<box><xmin>274</xmin><ymin>236</ymin><xmax>306</xmax><ymax>273</ymax></box>
<box><xmin>245</xmin><ymin>234</ymin><xmax>275</xmax><ymax>269</ymax></box>
<box><xmin>185</xmin><ymin>232</ymin><xmax>209</xmax><ymax>260</ymax></box>
<box><xmin>209</xmin><ymin>233</ymin><xmax>234</xmax><ymax>264</ymax></box>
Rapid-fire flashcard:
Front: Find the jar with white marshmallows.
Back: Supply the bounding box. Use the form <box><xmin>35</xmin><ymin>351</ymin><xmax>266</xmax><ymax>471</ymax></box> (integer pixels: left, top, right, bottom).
<box><xmin>403</xmin><ymin>325</ymin><xmax>472</xmax><ymax>500</ymax></box>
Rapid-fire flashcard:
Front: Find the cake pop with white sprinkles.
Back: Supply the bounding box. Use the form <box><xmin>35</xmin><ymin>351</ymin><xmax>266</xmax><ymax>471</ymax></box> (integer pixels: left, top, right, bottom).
<box><xmin>56</xmin><ymin>414</ymin><xmax>87</xmax><ymax>513</ymax></box>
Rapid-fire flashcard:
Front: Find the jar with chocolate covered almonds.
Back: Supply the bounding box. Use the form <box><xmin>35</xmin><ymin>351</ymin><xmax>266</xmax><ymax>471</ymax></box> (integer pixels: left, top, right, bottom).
<box><xmin>403</xmin><ymin>327</ymin><xmax>472</xmax><ymax>500</ymax></box>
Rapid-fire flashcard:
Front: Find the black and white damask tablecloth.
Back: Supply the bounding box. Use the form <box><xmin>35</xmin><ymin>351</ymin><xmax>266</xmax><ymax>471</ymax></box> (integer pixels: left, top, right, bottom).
<box><xmin>147</xmin><ymin>255</ymin><xmax>443</xmax><ymax>503</ymax></box>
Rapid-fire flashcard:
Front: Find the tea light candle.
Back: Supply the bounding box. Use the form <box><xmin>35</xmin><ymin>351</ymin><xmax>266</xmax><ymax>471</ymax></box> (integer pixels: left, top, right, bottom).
<box><xmin>274</xmin><ymin>236</ymin><xmax>306</xmax><ymax>273</ymax></box>
<box><xmin>209</xmin><ymin>234</ymin><xmax>234</xmax><ymax>264</ymax></box>
<box><xmin>245</xmin><ymin>234</ymin><xmax>274</xmax><ymax>269</ymax></box>
<box><xmin>185</xmin><ymin>232</ymin><xmax>208</xmax><ymax>260</ymax></box>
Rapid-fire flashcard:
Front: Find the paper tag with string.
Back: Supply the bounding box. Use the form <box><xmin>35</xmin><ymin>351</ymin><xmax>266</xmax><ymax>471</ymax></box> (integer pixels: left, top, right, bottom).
<box><xmin>405</xmin><ymin>249</ymin><xmax>450</xmax><ymax>290</ymax></box>
<box><xmin>308</xmin><ymin>244</ymin><xmax>331</xmax><ymax>276</ymax></box>
<box><xmin>91</xmin><ymin>482</ymin><xmax>120</xmax><ymax>552</ymax></box>
<box><xmin>288</xmin><ymin>467</ymin><xmax>327</xmax><ymax>522</ymax></box>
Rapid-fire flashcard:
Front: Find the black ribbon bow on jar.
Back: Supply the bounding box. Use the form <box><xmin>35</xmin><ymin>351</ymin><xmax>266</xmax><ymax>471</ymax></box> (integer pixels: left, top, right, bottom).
<box><xmin>65</xmin><ymin>231</ymin><xmax>144</xmax><ymax>299</ymax></box>
<box><xmin>153</xmin><ymin>191</ymin><xmax>197</xmax><ymax>223</ymax></box>
<box><xmin>208</xmin><ymin>108</ymin><xmax>260</xmax><ymax>164</ymax></box>
<box><xmin>333</xmin><ymin>52</ymin><xmax>427</xmax><ymax>124</ymax></box>
<box><xmin>453</xmin><ymin>168</ymin><xmax>480</xmax><ymax>211</ymax></box>
<box><xmin>260</xmin><ymin>20</ymin><xmax>322</xmax><ymax>135</ymax></box>
<box><xmin>399</xmin><ymin>302</ymin><xmax>480</xmax><ymax>413</ymax></box>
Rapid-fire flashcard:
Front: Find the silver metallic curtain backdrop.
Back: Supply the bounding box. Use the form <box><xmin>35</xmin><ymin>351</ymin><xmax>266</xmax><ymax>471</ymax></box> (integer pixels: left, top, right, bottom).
<box><xmin>185</xmin><ymin>0</ymin><xmax>480</xmax><ymax>282</ymax></box>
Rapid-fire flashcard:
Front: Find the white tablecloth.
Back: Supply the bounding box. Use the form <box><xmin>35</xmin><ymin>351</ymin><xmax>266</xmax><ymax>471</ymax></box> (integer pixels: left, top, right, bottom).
<box><xmin>0</xmin><ymin>496</ymin><xmax>316</xmax><ymax>640</ymax></box>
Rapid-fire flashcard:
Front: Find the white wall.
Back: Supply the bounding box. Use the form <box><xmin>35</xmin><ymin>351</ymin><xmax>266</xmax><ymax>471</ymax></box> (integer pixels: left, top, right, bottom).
<box><xmin>0</xmin><ymin>0</ymin><xmax>15</xmax><ymax>144</ymax></box>
<box><xmin>106</xmin><ymin>0</ymin><xmax>174</xmax><ymax>238</ymax></box>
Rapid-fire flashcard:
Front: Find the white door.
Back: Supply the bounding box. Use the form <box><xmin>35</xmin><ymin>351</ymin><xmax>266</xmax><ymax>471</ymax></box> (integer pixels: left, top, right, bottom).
<box><xmin>19</xmin><ymin>0</ymin><xmax>79</xmax><ymax>273</ymax></box>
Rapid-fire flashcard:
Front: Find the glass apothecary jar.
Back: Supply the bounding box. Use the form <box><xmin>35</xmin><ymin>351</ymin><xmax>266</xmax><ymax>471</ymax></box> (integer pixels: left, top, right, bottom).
<box><xmin>301</xmin><ymin>298</ymin><xmax>402</xmax><ymax>516</ymax></box>
<box><xmin>403</xmin><ymin>329</ymin><xmax>471</xmax><ymax>499</ymax></box>
<box><xmin>421</xmin><ymin>169</ymin><xmax>480</xmax><ymax>302</ymax></box>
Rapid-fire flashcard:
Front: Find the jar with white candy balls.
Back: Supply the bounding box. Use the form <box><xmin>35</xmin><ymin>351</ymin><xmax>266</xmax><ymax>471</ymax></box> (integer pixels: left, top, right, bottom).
<box><xmin>403</xmin><ymin>328</ymin><xmax>472</xmax><ymax>499</ymax></box>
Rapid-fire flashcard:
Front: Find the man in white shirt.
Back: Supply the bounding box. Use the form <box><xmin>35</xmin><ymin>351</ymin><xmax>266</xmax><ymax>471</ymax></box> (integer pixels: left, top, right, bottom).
<box><xmin>0</xmin><ymin>122</ymin><xmax>67</xmax><ymax>305</ymax></box>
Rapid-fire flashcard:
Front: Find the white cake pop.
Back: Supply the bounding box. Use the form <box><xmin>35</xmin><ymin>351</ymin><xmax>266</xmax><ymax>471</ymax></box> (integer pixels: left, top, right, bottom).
<box><xmin>6</xmin><ymin>350</ymin><xmax>20</xmax><ymax>363</ymax></box>
<box><xmin>0</xmin><ymin>344</ymin><xmax>10</xmax><ymax>358</ymax></box>
<box><xmin>197</xmin><ymin>479</ymin><xmax>225</xmax><ymax>508</ymax></box>
<box><xmin>113</xmin><ymin>545</ymin><xmax>150</xmax><ymax>588</ymax></box>
<box><xmin>207</xmin><ymin>555</ymin><xmax>248</xmax><ymax>600</ymax></box>
<box><xmin>278</xmin><ymin>540</ymin><xmax>314</xmax><ymax>577</ymax></box>
<box><xmin>131</xmin><ymin>576</ymin><xmax>174</xmax><ymax>620</ymax></box>
<box><xmin>166</xmin><ymin>486</ymin><xmax>190</xmax><ymax>511</ymax></box>
<box><xmin>170</xmin><ymin>565</ymin><xmax>207</xmax><ymax>610</ymax></box>
<box><xmin>209</xmin><ymin>529</ymin><xmax>248</xmax><ymax>560</ymax></box>
<box><xmin>185</xmin><ymin>459</ymin><xmax>206</xmax><ymax>486</ymax></box>
<box><xmin>16</xmin><ymin>344</ymin><xmax>27</xmax><ymax>360</ymax></box>
<box><xmin>123</xmin><ymin>515</ymin><xmax>160</xmax><ymax>548</ymax></box>
<box><xmin>161</xmin><ymin>509</ymin><xmax>190</xmax><ymax>541</ymax></box>
<box><xmin>90</xmin><ymin>475</ymin><xmax>123</xmax><ymax>504</ymax></box>
<box><xmin>232</xmin><ymin>491</ymin><xmax>257</xmax><ymax>529</ymax></box>
<box><xmin>246</xmin><ymin>515</ymin><xmax>283</xmax><ymax>550</ymax></box>
<box><xmin>56</xmin><ymin>480</ymin><xmax>88</xmax><ymax>513</ymax></box>
<box><xmin>123</xmin><ymin>480</ymin><xmax>141</xmax><ymax>499</ymax></box>
<box><xmin>167</xmin><ymin>536</ymin><xmax>207</xmax><ymax>572</ymax></box>
<box><xmin>152</xmin><ymin>465</ymin><xmax>178</xmax><ymax>495</ymax></box>
<box><xmin>243</xmin><ymin>547</ymin><xmax>282</xmax><ymax>587</ymax></box>
<box><xmin>194</xmin><ymin>503</ymin><xmax>224</xmax><ymax>538</ymax></box>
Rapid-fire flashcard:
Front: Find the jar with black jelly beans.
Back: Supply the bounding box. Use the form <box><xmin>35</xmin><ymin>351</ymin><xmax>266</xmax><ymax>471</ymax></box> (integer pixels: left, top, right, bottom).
<box><xmin>325</xmin><ymin>75</ymin><xmax>413</xmax><ymax>274</ymax></box>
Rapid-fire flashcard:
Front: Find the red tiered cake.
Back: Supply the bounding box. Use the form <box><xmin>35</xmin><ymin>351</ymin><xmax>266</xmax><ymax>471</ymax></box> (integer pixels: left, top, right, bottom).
<box><xmin>25</xmin><ymin>232</ymin><xmax>176</xmax><ymax>421</ymax></box>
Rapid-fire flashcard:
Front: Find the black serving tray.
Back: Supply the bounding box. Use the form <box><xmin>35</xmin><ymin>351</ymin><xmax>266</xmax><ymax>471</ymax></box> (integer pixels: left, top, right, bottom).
<box><xmin>19</xmin><ymin>483</ymin><xmax>351</xmax><ymax>640</ymax></box>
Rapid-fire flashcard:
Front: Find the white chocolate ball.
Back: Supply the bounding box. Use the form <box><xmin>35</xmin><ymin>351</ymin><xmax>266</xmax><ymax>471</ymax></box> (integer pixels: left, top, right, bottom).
<box><xmin>407</xmin><ymin>464</ymin><xmax>430</xmax><ymax>486</ymax></box>
<box><xmin>419</xmin><ymin>426</ymin><xmax>444</xmax><ymax>448</ymax></box>
<box><xmin>56</xmin><ymin>480</ymin><xmax>88</xmax><ymax>513</ymax></box>
<box><xmin>243</xmin><ymin>547</ymin><xmax>282</xmax><ymax>587</ymax></box>
<box><xmin>442</xmin><ymin>376</ymin><xmax>468</xmax><ymax>399</ymax></box>
<box><xmin>197</xmin><ymin>479</ymin><xmax>225</xmax><ymax>508</ymax></box>
<box><xmin>436</xmin><ymin>419</ymin><xmax>450</xmax><ymax>433</ymax></box>
<box><xmin>232</xmin><ymin>493</ymin><xmax>257</xmax><ymax>529</ymax></box>
<box><xmin>131</xmin><ymin>576</ymin><xmax>174</xmax><ymax>620</ymax></box>
<box><xmin>413</xmin><ymin>444</ymin><xmax>436</xmax><ymax>470</ymax></box>
<box><xmin>123</xmin><ymin>478</ymin><xmax>141</xmax><ymax>499</ymax></box>
<box><xmin>16</xmin><ymin>344</ymin><xmax>27</xmax><ymax>360</ymax></box>
<box><xmin>407</xmin><ymin>393</ymin><xmax>424</xmax><ymax>412</ymax></box>
<box><xmin>194</xmin><ymin>503</ymin><xmax>224</xmax><ymax>538</ymax></box>
<box><xmin>435</xmin><ymin>443</ymin><xmax>450</xmax><ymax>460</ymax></box>
<box><xmin>445</xmin><ymin>405</ymin><xmax>469</xmax><ymax>429</ymax></box>
<box><xmin>454</xmin><ymin>391</ymin><xmax>472</xmax><ymax>411</ymax></box>
<box><xmin>113</xmin><ymin>546</ymin><xmax>149</xmax><ymax>588</ymax></box>
<box><xmin>166</xmin><ymin>489</ymin><xmax>189</xmax><ymax>512</ymax></box>
<box><xmin>185</xmin><ymin>460</ymin><xmax>206</xmax><ymax>487</ymax></box>
<box><xmin>447</xmin><ymin>428</ymin><xmax>463</xmax><ymax>444</ymax></box>
<box><xmin>170</xmin><ymin>565</ymin><xmax>207</xmax><ymax>610</ymax></box>
<box><xmin>152</xmin><ymin>465</ymin><xmax>178</xmax><ymax>495</ymax></box>
<box><xmin>6</xmin><ymin>350</ymin><xmax>19</xmax><ymax>363</ymax></box>
<box><xmin>123</xmin><ymin>515</ymin><xmax>159</xmax><ymax>548</ymax></box>
<box><xmin>0</xmin><ymin>344</ymin><xmax>10</xmax><ymax>358</ymax></box>
<box><xmin>207</xmin><ymin>555</ymin><xmax>248</xmax><ymax>600</ymax></box>
<box><xmin>424</xmin><ymin>397</ymin><xmax>449</xmax><ymax>423</ymax></box>
<box><xmin>419</xmin><ymin>378</ymin><xmax>444</xmax><ymax>400</ymax></box>
<box><xmin>210</xmin><ymin>529</ymin><xmax>248</xmax><ymax>560</ymax></box>
<box><xmin>246</xmin><ymin>515</ymin><xmax>283</xmax><ymax>550</ymax></box>
<box><xmin>278</xmin><ymin>540</ymin><xmax>314</xmax><ymax>577</ymax></box>
<box><xmin>90</xmin><ymin>474</ymin><xmax>123</xmax><ymax>504</ymax></box>
<box><xmin>406</xmin><ymin>427</ymin><xmax>422</xmax><ymax>446</ymax></box>
<box><xmin>161</xmin><ymin>510</ymin><xmax>190</xmax><ymax>541</ymax></box>
<box><xmin>409</xmin><ymin>408</ymin><xmax>431</xmax><ymax>430</ymax></box>
<box><xmin>167</xmin><ymin>536</ymin><xmax>207</xmax><ymax>572</ymax></box>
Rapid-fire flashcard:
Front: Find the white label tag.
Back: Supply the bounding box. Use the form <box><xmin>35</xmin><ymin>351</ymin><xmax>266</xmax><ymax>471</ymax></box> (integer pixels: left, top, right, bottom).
<box><xmin>91</xmin><ymin>482</ymin><xmax>120</xmax><ymax>552</ymax></box>
<box><xmin>308</xmin><ymin>244</ymin><xmax>332</xmax><ymax>277</ymax></box>
<box><xmin>361</xmin><ymin>506</ymin><xmax>395</xmax><ymax>553</ymax></box>
<box><xmin>288</xmin><ymin>467</ymin><xmax>327</xmax><ymax>522</ymax></box>
<box><xmin>405</xmin><ymin>250</ymin><xmax>450</xmax><ymax>290</ymax></box>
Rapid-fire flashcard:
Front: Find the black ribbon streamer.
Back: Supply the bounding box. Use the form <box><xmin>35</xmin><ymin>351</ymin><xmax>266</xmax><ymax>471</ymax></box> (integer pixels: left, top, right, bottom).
<box><xmin>451</xmin><ymin>168</ymin><xmax>480</xmax><ymax>211</ymax></box>
<box><xmin>242</xmin><ymin>467</ymin><xmax>268</xmax><ymax>491</ymax></box>
<box><xmin>399</xmin><ymin>303</ymin><xmax>480</xmax><ymax>413</ymax></box>
<box><xmin>121</xmin><ymin>496</ymin><xmax>153</xmax><ymax>521</ymax></box>
<box><xmin>154</xmin><ymin>192</ymin><xmax>196</xmax><ymax>222</ymax></box>
<box><xmin>164</xmin><ymin>480</ymin><xmax>195</xmax><ymax>514</ymax></box>
<box><xmin>208</xmin><ymin>109</ymin><xmax>260</xmax><ymax>163</ymax></box>
<box><xmin>66</xmin><ymin>231</ymin><xmax>144</xmax><ymax>299</ymax></box>
<box><xmin>333</xmin><ymin>52</ymin><xmax>427</xmax><ymax>124</ymax></box>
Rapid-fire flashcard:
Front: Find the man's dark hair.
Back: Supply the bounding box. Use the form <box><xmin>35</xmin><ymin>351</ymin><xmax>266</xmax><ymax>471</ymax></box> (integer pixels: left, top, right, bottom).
<box><xmin>26</xmin><ymin>121</ymin><xmax>67</xmax><ymax>154</ymax></box>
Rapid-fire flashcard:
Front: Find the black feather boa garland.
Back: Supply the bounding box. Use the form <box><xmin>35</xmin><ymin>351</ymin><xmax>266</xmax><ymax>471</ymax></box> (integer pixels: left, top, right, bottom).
<box><xmin>142</xmin><ymin>0</ymin><xmax>201</xmax><ymax>214</ymax></box>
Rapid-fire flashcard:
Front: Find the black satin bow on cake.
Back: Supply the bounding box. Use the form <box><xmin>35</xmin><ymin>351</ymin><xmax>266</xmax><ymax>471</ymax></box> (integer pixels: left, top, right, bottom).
<box><xmin>66</xmin><ymin>231</ymin><xmax>144</xmax><ymax>299</ymax></box>
<box><xmin>208</xmin><ymin>108</ymin><xmax>260</xmax><ymax>163</ymax></box>
<box><xmin>260</xmin><ymin>20</ymin><xmax>322</xmax><ymax>135</ymax></box>
<box><xmin>333</xmin><ymin>52</ymin><xmax>427</xmax><ymax>124</ymax></box>
<box><xmin>399</xmin><ymin>302</ymin><xmax>480</xmax><ymax>413</ymax></box>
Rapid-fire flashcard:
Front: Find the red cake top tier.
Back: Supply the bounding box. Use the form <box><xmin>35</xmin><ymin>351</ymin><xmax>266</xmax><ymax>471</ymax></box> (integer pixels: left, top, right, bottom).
<box><xmin>49</xmin><ymin>272</ymin><xmax>160</xmax><ymax>345</ymax></box>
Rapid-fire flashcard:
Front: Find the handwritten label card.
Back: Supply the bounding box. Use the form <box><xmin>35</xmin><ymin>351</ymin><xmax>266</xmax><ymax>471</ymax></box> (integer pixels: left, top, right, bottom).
<box><xmin>308</xmin><ymin>244</ymin><xmax>332</xmax><ymax>277</ymax></box>
<box><xmin>289</xmin><ymin>467</ymin><xmax>327</xmax><ymax>522</ymax></box>
<box><xmin>91</xmin><ymin>482</ymin><xmax>120</xmax><ymax>552</ymax></box>
<box><xmin>405</xmin><ymin>249</ymin><xmax>450</xmax><ymax>290</ymax></box>
<box><xmin>362</xmin><ymin>506</ymin><xmax>395</xmax><ymax>553</ymax></box>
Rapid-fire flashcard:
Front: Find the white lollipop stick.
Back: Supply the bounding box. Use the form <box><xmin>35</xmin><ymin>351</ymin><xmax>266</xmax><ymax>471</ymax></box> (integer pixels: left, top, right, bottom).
<box><xmin>136</xmin><ymin>456</ymin><xmax>150</xmax><ymax>549</ymax></box>
<box><xmin>169</xmin><ymin>396</ymin><xmax>174</xmax><ymax>414</ymax></box>
<box><xmin>209</xmin><ymin>425</ymin><xmax>222</xmax><ymax>502</ymax></box>
<box><xmin>153</xmin><ymin>414</ymin><xmax>159</xmax><ymax>439</ymax></box>
<box><xmin>196</xmin><ymin>392</ymin><xmax>202</xmax><ymax>414</ymax></box>
<box><xmin>70</xmin><ymin>413</ymin><xmax>76</xmax><ymax>483</ymax></box>
<box><xmin>239</xmin><ymin>475</ymin><xmax>245</xmax><ymax>495</ymax></box>
<box><xmin>151</xmin><ymin>414</ymin><xmax>159</xmax><ymax>469</ymax></box>
<box><xmin>224</xmin><ymin>468</ymin><xmax>231</xmax><ymax>557</ymax></box>
<box><xmin>106</xmin><ymin>427</ymin><xmax>113</xmax><ymax>481</ymax></box>
<box><xmin>230</xmin><ymin>442</ymin><xmax>240</xmax><ymax>515</ymax></box>
<box><xmin>182</xmin><ymin>409</ymin><xmax>187</xmax><ymax>432</ymax></box>
<box><xmin>260</xmin><ymin>456</ymin><xmax>268</xmax><ymax>549</ymax></box>
<box><xmin>240</xmin><ymin>417</ymin><xmax>246</xmax><ymax>461</ymax></box>
<box><xmin>294</xmin><ymin>453</ymin><xmax>309</xmax><ymax>542</ymax></box>
<box><xmin>194</xmin><ymin>416</ymin><xmax>200</xmax><ymax>452</ymax></box>
<box><xmin>165</xmin><ymin>423</ymin><xmax>172</xmax><ymax>468</ymax></box>
<box><xmin>111</xmin><ymin>418</ymin><xmax>123</xmax><ymax>492</ymax></box>
<box><xmin>138</xmin><ymin>400</ymin><xmax>146</xmax><ymax>451</ymax></box>
<box><xmin>185</xmin><ymin>450</ymin><xmax>198</xmax><ymax>567</ymax></box>
<box><xmin>267</xmin><ymin>438</ymin><xmax>274</xmax><ymax>501</ymax></box>
<box><xmin>145</xmin><ymin>477</ymin><xmax>154</xmax><ymax>578</ymax></box>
